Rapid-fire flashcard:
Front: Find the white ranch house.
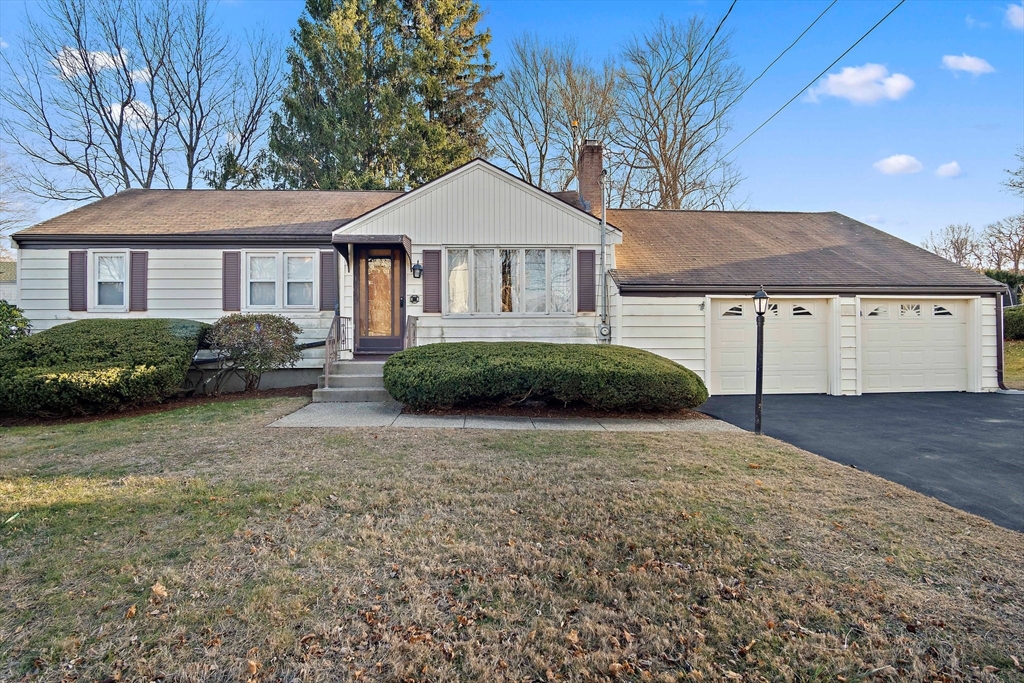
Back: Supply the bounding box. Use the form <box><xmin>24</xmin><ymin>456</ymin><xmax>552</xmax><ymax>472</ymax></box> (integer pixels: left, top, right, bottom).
<box><xmin>11</xmin><ymin>142</ymin><xmax>1010</xmax><ymax>398</ymax></box>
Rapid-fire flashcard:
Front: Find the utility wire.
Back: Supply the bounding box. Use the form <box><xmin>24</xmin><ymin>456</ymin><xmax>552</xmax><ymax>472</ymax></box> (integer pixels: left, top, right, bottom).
<box><xmin>725</xmin><ymin>0</ymin><xmax>906</xmax><ymax>157</ymax></box>
<box><xmin>736</xmin><ymin>0</ymin><xmax>839</xmax><ymax>101</ymax></box>
<box><xmin>693</xmin><ymin>0</ymin><xmax>738</xmax><ymax>69</ymax></box>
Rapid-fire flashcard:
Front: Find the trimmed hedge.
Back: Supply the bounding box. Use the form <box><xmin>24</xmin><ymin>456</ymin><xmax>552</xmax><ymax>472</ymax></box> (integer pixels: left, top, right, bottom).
<box><xmin>1006</xmin><ymin>306</ymin><xmax>1024</xmax><ymax>340</ymax></box>
<box><xmin>0</xmin><ymin>318</ymin><xmax>208</xmax><ymax>417</ymax></box>
<box><xmin>383</xmin><ymin>342</ymin><xmax>709</xmax><ymax>411</ymax></box>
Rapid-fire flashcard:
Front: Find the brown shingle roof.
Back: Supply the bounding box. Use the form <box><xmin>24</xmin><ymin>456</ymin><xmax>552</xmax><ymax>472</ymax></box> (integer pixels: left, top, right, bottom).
<box><xmin>14</xmin><ymin>189</ymin><xmax>404</xmax><ymax>238</ymax></box>
<box><xmin>609</xmin><ymin>209</ymin><xmax>1003</xmax><ymax>293</ymax></box>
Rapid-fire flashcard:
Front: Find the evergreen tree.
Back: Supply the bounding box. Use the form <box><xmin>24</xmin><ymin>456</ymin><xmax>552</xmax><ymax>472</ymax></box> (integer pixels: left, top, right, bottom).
<box><xmin>269</xmin><ymin>0</ymin><xmax>495</xmax><ymax>190</ymax></box>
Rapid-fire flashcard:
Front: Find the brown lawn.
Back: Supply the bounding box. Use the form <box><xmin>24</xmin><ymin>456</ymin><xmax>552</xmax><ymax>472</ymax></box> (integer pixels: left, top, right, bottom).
<box><xmin>1</xmin><ymin>397</ymin><xmax>1022</xmax><ymax>682</ymax></box>
<box><xmin>1004</xmin><ymin>339</ymin><xmax>1024</xmax><ymax>390</ymax></box>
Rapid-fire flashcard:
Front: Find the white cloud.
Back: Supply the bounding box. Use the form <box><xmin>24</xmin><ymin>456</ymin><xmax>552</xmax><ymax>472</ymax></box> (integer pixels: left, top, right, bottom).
<box><xmin>0</xmin><ymin>37</ymin><xmax>8</xmax><ymax>50</ymax></box>
<box><xmin>807</xmin><ymin>63</ymin><xmax>914</xmax><ymax>104</ymax></box>
<box><xmin>1008</xmin><ymin>3</ymin><xmax>1024</xmax><ymax>29</ymax></box>
<box><xmin>864</xmin><ymin>214</ymin><xmax>885</xmax><ymax>224</ymax></box>
<box><xmin>965</xmin><ymin>15</ymin><xmax>990</xmax><ymax>28</ymax></box>
<box><xmin>130</xmin><ymin>68</ymin><xmax>151</xmax><ymax>83</ymax></box>
<box><xmin>936</xmin><ymin>161</ymin><xmax>962</xmax><ymax>178</ymax></box>
<box><xmin>53</xmin><ymin>46</ymin><xmax>121</xmax><ymax>79</ymax></box>
<box><xmin>109</xmin><ymin>100</ymin><xmax>155</xmax><ymax>129</ymax></box>
<box><xmin>873</xmin><ymin>154</ymin><xmax>923</xmax><ymax>175</ymax></box>
<box><xmin>942</xmin><ymin>54</ymin><xmax>995</xmax><ymax>75</ymax></box>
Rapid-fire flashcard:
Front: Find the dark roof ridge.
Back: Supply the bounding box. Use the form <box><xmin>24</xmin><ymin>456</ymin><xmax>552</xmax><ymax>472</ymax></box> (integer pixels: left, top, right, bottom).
<box><xmin>608</xmin><ymin>207</ymin><xmax>840</xmax><ymax>215</ymax></box>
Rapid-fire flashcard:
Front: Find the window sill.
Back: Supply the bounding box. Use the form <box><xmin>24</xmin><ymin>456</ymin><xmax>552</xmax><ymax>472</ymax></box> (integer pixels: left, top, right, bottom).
<box><xmin>442</xmin><ymin>313</ymin><xmax>579</xmax><ymax>319</ymax></box>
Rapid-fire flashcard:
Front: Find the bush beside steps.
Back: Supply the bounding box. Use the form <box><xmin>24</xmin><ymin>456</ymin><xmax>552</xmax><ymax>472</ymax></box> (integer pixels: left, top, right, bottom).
<box><xmin>383</xmin><ymin>341</ymin><xmax>709</xmax><ymax>412</ymax></box>
<box><xmin>0</xmin><ymin>318</ymin><xmax>208</xmax><ymax>417</ymax></box>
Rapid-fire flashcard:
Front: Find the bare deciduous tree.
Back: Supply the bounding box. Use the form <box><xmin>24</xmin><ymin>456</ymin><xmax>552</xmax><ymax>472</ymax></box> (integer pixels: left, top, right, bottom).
<box><xmin>0</xmin><ymin>0</ymin><xmax>282</xmax><ymax>201</ymax></box>
<box><xmin>984</xmin><ymin>214</ymin><xmax>1024</xmax><ymax>274</ymax></box>
<box><xmin>612</xmin><ymin>16</ymin><xmax>744</xmax><ymax>210</ymax></box>
<box><xmin>0</xmin><ymin>153</ymin><xmax>34</xmax><ymax>257</ymax></box>
<box><xmin>487</xmin><ymin>35</ymin><xmax>616</xmax><ymax>192</ymax></box>
<box><xmin>1004</xmin><ymin>146</ymin><xmax>1024</xmax><ymax>198</ymax></box>
<box><xmin>922</xmin><ymin>223</ymin><xmax>982</xmax><ymax>269</ymax></box>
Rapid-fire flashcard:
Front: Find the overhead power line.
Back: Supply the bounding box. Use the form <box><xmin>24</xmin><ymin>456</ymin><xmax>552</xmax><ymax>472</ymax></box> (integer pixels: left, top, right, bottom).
<box><xmin>693</xmin><ymin>0</ymin><xmax>738</xmax><ymax>68</ymax></box>
<box><xmin>736</xmin><ymin>0</ymin><xmax>839</xmax><ymax>101</ymax></box>
<box><xmin>725</xmin><ymin>0</ymin><xmax>907</xmax><ymax>157</ymax></box>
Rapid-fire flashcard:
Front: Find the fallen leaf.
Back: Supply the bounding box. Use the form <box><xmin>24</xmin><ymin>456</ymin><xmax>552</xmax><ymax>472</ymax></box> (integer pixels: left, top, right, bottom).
<box><xmin>622</xmin><ymin>629</ymin><xmax>634</xmax><ymax>643</ymax></box>
<box><xmin>724</xmin><ymin>671</ymin><xmax>742</xmax><ymax>680</ymax></box>
<box><xmin>124</xmin><ymin>604</ymin><xmax>136</xmax><ymax>619</ymax></box>
<box><xmin>151</xmin><ymin>582</ymin><xmax>168</xmax><ymax>600</ymax></box>
<box><xmin>566</xmin><ymin>630</ymin><xmax>579</xmax><ymax>644</ymax></box>
<box><xmin>246</xmin><ymin>660</ymin><xmax>259</xmax><ymax>675</ymax></box>
<box><xmin>747</xmin><ymin>463</ymin><xmax>761</xmax><ymax>469</ymax></box>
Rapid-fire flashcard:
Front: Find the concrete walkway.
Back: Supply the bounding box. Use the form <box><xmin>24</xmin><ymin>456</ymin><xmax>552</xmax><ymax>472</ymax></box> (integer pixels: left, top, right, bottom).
<box><xmin>269</xmin><ymin>401</ymin><xmax>742</xmax><ymax>433</ymax></box>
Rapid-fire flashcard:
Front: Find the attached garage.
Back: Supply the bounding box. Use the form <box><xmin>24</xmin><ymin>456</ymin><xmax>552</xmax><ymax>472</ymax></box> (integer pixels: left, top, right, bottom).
<box><xmin>861</xmin><ymin>299</ymin><xmax>968</xmax><ymax>392</ymax></box>
<box><xmin>608</xmin><ymin>209</ymin><xmax>1007</xmax><ymax>396</ymax></box>
<box><xmin>709</xmin><ymin>298</ymin><xmax>829</xmax><ymax>395</ymax></box>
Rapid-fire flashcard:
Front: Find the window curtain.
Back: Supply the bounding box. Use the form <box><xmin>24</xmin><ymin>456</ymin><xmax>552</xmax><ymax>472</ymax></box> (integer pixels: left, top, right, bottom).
<box><xmin>473</xmin><ymin>249</ymin><xmax>495</xmax><ymax>313</ymax></box>
<box><xmin>447</xmin><ymin>249</ymin><xmax>469</xmax><ymax>314</ymax></box>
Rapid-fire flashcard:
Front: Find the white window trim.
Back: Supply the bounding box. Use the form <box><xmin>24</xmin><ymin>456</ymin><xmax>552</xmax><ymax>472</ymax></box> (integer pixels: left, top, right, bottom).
<box><xmin>89</xmin><ymin>249</ymin><xmax>129</xmax><ymax>312</ymax></box>
<box><xmin>242</xmin><ymin>250</ymin><xmax>319</xmax><ymax>312</ymax></box>
<box><xmin>442</xmin><ymin>246</ymin><xmax>576</xmax><ymax>318</ymax></box>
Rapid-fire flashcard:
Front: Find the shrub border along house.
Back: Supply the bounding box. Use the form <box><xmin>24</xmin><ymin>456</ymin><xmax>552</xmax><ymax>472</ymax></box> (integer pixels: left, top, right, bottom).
<box><xmin>0</xmin><ymin>318</ymin><xmax>207</xmax><ymax>417</ymax></box>
<box><xmin>1005</xmin><ymin>306</ymin><xmax>1024</xmax><ymax>340</ymax></box>
<box><xmin>383</xmin><ymin>341</ymin><xmax>709</xmax><ymax>412</ymax></box>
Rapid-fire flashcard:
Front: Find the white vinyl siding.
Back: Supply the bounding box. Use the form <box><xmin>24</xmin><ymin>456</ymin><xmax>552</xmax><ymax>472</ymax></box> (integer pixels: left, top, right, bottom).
<box><xmin>619</xmin><ymin>297</ymin><xmax>707</xmax><ymax>381</ymax></box>
<box><xmin>16</xmin><ymin>248</ymin><xmax>333</xmax><ymax>368</ymax></box>
<box><xmin>336</xmin><ymin>161</ymin><xmax>621</xmax><ymax>248</ymax></box>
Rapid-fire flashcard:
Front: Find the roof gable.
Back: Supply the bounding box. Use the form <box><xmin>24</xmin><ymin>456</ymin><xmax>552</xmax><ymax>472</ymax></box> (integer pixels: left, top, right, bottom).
<box><xmin>335</xmin><ymin>159</ymin><xmax>619</xmax><ymax>247</ymax></box>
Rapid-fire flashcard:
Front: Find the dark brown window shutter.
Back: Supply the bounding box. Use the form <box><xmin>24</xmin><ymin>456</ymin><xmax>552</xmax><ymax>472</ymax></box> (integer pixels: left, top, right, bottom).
<box><xmin>129</xmin><ymin>251</ymin><xmax>148</xmax><ymax>311</ymax></box>
<box><xmin>222</xmin><ymin>251</ymin><xmax>241</xmax><ymax>311</ymax></box>
<box><xmin>422</xmin><ymin>250</ymin><xmax>441</xmax><ymax>313</ymax></box>
<box><xmin>320</xmin><ymin>249</ymin><xmax>337</xmax><ymax>312</ymax></box>
<box><xmin>577</xmin><ymin>249</ymin><xmax>596</xmax><ymax>312</ymax></box>
<box><xmin>68</xmin><ymin>250</ymin><xmax>87</xmax><ymax>311</ymax></box>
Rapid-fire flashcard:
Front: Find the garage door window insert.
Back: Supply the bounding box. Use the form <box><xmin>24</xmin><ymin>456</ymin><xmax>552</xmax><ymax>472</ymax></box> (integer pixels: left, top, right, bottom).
<box><xmin>446</xmin><ymin>248</ymin><xmax>573</xmax><ymax>315</ymax></box>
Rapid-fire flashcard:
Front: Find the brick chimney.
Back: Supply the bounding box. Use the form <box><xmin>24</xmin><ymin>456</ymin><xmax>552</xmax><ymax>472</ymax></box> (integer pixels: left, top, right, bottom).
<box><xmin>577</xmin><ymin>139</ymin><xmax>604</xmax><ymax>217</ymax></box>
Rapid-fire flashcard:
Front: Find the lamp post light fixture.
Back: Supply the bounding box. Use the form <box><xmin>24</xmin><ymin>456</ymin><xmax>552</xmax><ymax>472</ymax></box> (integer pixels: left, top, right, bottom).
<box><xmin>411</xmin><ymin>260</ymin><xmax>423</xmax><ymax>279</ymax></box>
<box><xmin>752</xmin><ymin>286</ymin><xmax>770</xmax><ymax>435</ymax></box>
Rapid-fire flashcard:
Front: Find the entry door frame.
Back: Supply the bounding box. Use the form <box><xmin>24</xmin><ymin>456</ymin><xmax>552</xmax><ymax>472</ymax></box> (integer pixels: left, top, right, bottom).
<box><xmin>353</xmin><ymin>245</ymin><xmax>406</xmax><ymax>355</ymax></box>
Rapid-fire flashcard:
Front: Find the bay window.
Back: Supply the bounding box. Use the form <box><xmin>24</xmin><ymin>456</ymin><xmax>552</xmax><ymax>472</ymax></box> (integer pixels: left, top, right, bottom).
<box><xmin>445</xmin><ymin>247</ymin><xmax>573</xmax><ymax>315</ymax></box>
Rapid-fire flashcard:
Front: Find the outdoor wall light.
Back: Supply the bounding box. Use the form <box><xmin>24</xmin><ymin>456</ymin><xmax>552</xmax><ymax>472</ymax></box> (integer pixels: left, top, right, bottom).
<box><xmin>411</xmin><ymin>260</ymin><xmax>423</xmax><ymax>279</ymax></box>
<box><xmin>752</xmin><ymin>286</ymin><xmax>770</xmax><ymax>435</ymax></box>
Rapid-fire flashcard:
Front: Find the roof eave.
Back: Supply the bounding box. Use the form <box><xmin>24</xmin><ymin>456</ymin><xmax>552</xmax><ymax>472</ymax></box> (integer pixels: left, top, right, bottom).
<box><xmin>614</xmin><ymin>282</ymin><xmax>1007</xmax><ymax>296</ymax></box>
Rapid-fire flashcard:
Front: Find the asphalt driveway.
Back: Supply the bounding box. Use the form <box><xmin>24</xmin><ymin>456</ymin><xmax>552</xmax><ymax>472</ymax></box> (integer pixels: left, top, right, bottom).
<box><xmin>700</xmin><ymin>392</ymin><xmax>1024</xmax><ymax>532</ymax></box>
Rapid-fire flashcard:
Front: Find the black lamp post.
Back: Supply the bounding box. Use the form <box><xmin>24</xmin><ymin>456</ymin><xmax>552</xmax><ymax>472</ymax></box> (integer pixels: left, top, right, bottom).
<box><xmin>752</xmin><ymin>286</ymin><xmax>770</xmax><ymax>435</ymax></box>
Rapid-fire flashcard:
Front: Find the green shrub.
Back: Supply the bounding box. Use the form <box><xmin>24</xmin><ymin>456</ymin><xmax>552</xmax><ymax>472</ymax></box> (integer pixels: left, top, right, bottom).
<box><xmin>1006</xmin><ymin>306</ymin><xmax>1024</xmax><ymax>340</ymax></box>
<box><xmin>383</xmin><ymin>342</ymin><xmax>709</xmax><ymax>411</ymax></box>
<box><xmin>0</xmin><ymin>300</ymin><xmax>31</xmax><ymax>347</ymax></box>
<box><xmin>0</xmin><ymin>318</ymin><xmax>207</xmax><ymax>417</ymax></box>
<box><xmin>208</xmin><ymin>314</ymin><xmax>303</xmax><ymax>391</ymax></box>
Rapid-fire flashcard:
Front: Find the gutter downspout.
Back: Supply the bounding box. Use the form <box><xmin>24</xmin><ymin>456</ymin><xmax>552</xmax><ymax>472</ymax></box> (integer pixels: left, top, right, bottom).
<box><xmin>997</xmin><ymin>289</ymin><xmax>1008</xmax><ymax>390</ymax></box>
<box><xmin>599</xmin><ymin>169</ymin><xmax>611</xmax><ymax>342</ymax></box>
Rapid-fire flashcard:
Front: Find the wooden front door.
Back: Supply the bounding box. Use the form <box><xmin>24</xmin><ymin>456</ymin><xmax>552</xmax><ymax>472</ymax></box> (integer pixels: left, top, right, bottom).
<box><xmin>354</xmin><ymin>246</ymin><xmax>405</xmax><ymax>354</ymax></box>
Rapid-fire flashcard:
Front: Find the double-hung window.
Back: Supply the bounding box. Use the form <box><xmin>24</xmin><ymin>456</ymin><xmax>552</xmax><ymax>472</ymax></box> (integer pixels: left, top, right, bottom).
<box><xmin>94</xmin><ymin>252</ymin><xmax>127</xmax><ymax>309</ymax></box>
<box><xmin>245</xmin><ymin>252</ymin><xmax>317</xmax><ymax>309</ymax></box>
<box><xmin>446</xmin><ymin>247</ymin><xmax>573</xmax><ymax>315</ymax></box>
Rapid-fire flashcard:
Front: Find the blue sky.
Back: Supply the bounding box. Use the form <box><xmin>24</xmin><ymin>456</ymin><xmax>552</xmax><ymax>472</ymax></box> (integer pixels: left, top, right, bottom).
<box><xmin>2</xmin><ymin>0</ymin><xmax>1022</xmax><ymax>246</ymax></box>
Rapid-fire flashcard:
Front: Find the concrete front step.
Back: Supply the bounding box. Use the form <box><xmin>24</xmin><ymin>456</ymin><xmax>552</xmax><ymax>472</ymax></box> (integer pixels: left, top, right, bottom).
<box><xmin>318</xmin><ymin>374</ymin><xmax>384</xmax><ymax>389</ymax></box>
<box><xmin>330</xmin><ymin>360</ymin><xmax>386</xmax><ymax>377</ymax></box>
<box><xmin>312</xmin><ymin>387</ymin><xmax>393</xmax><ymax>403</ymax></box>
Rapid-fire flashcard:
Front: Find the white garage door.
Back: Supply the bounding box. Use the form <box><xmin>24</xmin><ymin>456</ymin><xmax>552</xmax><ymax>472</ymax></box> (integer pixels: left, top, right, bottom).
<box><xmin>709</xmin><ymin>298</ymin><xmax>829</xmax><ymax>395</ymax></box>
<box><xmin>861</xmin><ymin>300</ymin><xmax>967</xmax><ymax>392</ymax></box>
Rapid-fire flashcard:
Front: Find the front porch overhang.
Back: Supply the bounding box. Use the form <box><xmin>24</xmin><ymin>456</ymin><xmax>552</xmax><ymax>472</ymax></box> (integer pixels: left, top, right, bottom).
<box><xmin>331</xmin><ymin>234</ymin><xmax>412</xmax><ymax>264</ymax></box>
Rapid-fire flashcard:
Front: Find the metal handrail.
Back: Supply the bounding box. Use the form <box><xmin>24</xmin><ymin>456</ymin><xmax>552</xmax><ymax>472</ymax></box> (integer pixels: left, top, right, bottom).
<box><xmin>322</xmin><ymin>315</ymin><xmax>351</xmax><ymax>389</ymax></box>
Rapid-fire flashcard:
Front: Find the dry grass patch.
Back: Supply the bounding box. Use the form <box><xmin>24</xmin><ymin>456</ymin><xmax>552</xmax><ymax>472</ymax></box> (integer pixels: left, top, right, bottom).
<box><xmin>1004</xmin><ymin>340</ymin><xmax>1024</xmax><ymax>390</ymax></box>
<box><xmin>1</xmin><ymin>397</ymin><xmax>1022</xmax><ymax>682</ymax></box>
